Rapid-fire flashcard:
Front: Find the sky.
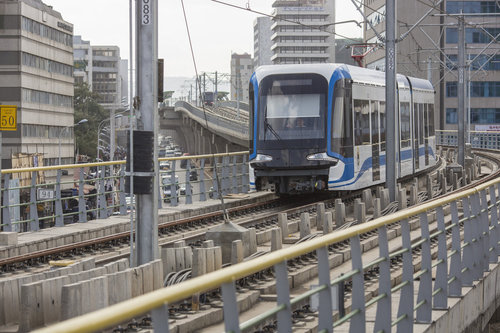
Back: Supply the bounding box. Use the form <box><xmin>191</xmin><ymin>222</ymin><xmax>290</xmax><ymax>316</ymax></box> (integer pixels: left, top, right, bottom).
<box><xmin>43</xmin><ymin>0</ymin><xmax>364</xmax><ymax>80</ymax></box>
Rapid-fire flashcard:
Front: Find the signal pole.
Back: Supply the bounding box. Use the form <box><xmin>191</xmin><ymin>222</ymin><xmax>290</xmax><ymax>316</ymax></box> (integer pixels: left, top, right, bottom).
<box><xmin>385</xmin><ymin>0</ymin><xmax>397</xmax><ymax>202</ymax></box>
<box><xmin>135</xmin><ymin>0</ymin><xmax>159</xmax><ymax>265</ymax></box>
<box><xmin>457</xmin><ymin>13</ymin><xmax>466</xmax><ymax>167</ymax></box>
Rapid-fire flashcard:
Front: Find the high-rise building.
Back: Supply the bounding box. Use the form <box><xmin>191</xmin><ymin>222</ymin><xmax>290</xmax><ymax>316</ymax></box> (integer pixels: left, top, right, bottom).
<box><xmin>73</xmin><ymin>36</ymin><xmax>125</xmax><ymax>110</ymax></box>
<box><xmin>253</xmin><ymin>16</ymin><xmax>273</xmax><ymax>67</ymax></box>
<box><xmin>230</xmin><ymin>53</ymin><xmax>253</xmax><ymax>103</ymax></box>
<box><xmin>363</xmin><ymin>0</ymin><xmax>499</xmax><ymax>131</ymax></box>
<box><xmin>0</xmin><ymin>0</ymin><xmax>74</xmax><ymax>167</ymax></box>
<box><xmin>270</xmin><ymin>0</ymin><xmax>336</xmax><ymax>64</ymax></box>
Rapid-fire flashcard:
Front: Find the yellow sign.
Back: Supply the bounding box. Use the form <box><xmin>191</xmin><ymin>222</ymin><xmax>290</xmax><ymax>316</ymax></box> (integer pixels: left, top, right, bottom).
<box><xmin>0</xmin><ymin>105</ymin><xmax>17</xmax><ymax>131</ymax></box>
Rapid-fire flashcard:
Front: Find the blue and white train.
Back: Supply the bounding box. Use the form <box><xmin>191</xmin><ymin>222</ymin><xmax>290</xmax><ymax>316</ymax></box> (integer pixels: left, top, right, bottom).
<box><xmin>248</xmin><ymin>64</ymin><xmax>436</xmax><ymax>194</ymax></box>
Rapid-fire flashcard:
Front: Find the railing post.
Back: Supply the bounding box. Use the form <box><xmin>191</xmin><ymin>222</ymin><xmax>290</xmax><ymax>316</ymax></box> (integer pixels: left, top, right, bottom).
<box><xmin>199</xmin><ymin>158</ymin><xmax>207</xmax><ymax>201</ymax></box>
<box><xmin>2</xmin><ymin>174</ymin><xmax>11</xmax><ymax>231</ymax></box>
<box><xmin>242</xmin><ymin>155</ymin><xmax>249</xmax><ymax>193</ymax></box>
<box><xmin>316</xmin><ymin>246</ymin><xmax>333</xmax><ymax>332</ymax></box>
<box><xmin>151</xmin><ymin>303</ymin><xmax>169</xmax><ymax>333</ymax></box>
<box><xmin>55</xmin><ymin>170</ymin><xmax>64</xmax><ymax>227</ymax></box>
<box><xmin>29</xmin><ymin>171</ymin><xmax>39</xmax><ymax>231</ymax></box>
<box><xmin>491</xmin><ymin>185</ymin><xmax>500</xmax><ymax>258</ymax></box>
<box><xmin>461</xmin><ymin>197</ymin><xmax>474</xmax><ymax>285</ymax></box>
<box><xmin>170</xmin><ymin>160</ymin><xmax>178</xmax><ymax>207</ymax></box>
<box><xmin>374</xmin><ymin>225</ymin><xmax>391</xmax><ymax>333</ymax></box>
<box><xmin>222</xmin><ymin>156</ymin><xmax>229</xmax><ymax>196</ymax></box>
<box><xmin>470</xmin><ymin>194</ymin><xmax>486</xmax><ymax>278</ymax></box>
<box><xmin>274</xmin><ymin>260</ymin><xmax>292</xmax><ymax>332</ymax></box>
<box><xmin>212</xmin><ymin>157</ymin><xmax>219</xmax><ymax>200</ymax></box>
<box><xmin>416</xmin><ymin>212</ymin><xmax>432</xmax><ymax>323</ymax></box>
<box><xmin>78</xmin><ymin>168</ymin><xmax>87</xmax><ymax>223</ymax></box>
<box><xmin>232</xmin><ymin>156</ymin><xmax>238</xmax><ymax>194</ymax></box>
<box><xmin>349</xmin><ymin>235</ymin><xmax>365</xmax><ymax>333</ymax></box>
<box><xmin>434</xmin><ymin>206</ymin><xmax>448</xmax><ymax>309</ymax></box>
<box><xmin>221</xmin><ymin>281</ymin><xmax>241</xmax><ymax>333</ymax></box>
<box><xmin>98</xmin><ymin>165</ymin><xmax>107</xmax><ymax>219</ymax></box>
<box><xmin>397</xmin><ymin>219</ymin><xmax>414</xmax><ymax>333</ymax></box>
<box><xmin>480</xmin><ymin>190</ymin><xmax>492</xmax><ymax>267</ymax></box>
<box><xmin>119</xmin><ymin>168</ymin><xmax>127</xmax><ymax>215</ymax></box>
<box><xmin>449</xmin><ymin>201</ymin><xmax>462</xmax><ymax>296</ymax></box>
<box><xmin>185</xmin><ymin>160</ymin><xmax>192</xmax><ymax>204</ymax></box>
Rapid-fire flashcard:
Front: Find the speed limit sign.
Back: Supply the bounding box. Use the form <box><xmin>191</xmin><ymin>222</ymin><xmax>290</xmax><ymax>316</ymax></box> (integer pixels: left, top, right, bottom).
<box><xmin>0</xmin><ymin>105</ymin><xmax>17</xmax><ymax>131</ymax></box>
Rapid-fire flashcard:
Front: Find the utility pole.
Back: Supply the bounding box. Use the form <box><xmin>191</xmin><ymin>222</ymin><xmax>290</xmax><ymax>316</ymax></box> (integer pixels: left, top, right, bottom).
<box><xmin>457</xmin><ymin>12</ymin><xmax>465</xmax><ymax>167</ymax></box>
<box><xmin>110</xmin><ymin>108</ymin><xmax>115</xmax><ymax>161</ymax></box>
<box><xmin>385</xmin><ymin>0</ymin><xmax>397</xmax><ymax>202</ymax></box>
<box><xmin>135</xmin><ymin>0</ymin><xmax>159</xmax><ymax>265</ymax></box>
<box><xmin>203</xmin><ymin>73</ymin><xmax>206</xmax><ymax>102</ymax></box>
<box><xmin>214</xmin><ymin>71</ymin><xmax>218</xmax><ymax>108</ymax></box>
<box><xmin>236</xmin><ymin>73</ymin><xmax>240</xmax><ymax>118</ymax></box>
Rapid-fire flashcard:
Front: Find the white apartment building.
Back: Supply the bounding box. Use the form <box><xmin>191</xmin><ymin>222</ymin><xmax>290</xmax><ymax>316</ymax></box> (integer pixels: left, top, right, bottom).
<box><xmin>0</xmin><ymin>0</ymin><xmax>74</xmax><ymax>167</ymax></box>
<box><xmin>230</xmin><ymin>53</ymin><xmax>253</xmax><ymax>103</ymax></box>
<box><xmin>270</xmin><ymin>0</ymin><xmax>336</xmax><ymax>64</ymax></box>
<box><xmin>73</xmin><ymin>36</ymin><xmax>125</xmax><ymax>110</ymax></box>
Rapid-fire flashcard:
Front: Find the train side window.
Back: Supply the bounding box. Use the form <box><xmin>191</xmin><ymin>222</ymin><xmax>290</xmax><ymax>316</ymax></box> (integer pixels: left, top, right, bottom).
<box><xmin>423</xmin><ymin>104</ymin><xmax>429</xmax><ymax>138</ymax></box>
<box><xmin>419</xmin><ymin>103</ymin><xmax>424</xmax><ymax>142</ymax></box>
<box><xmin>400</xmin><ymin>102</ymin><xmax>410</xmax><ymax>148</ymax></box>
<box><xmin>428</xmin><ymin>103</ymin><xmax>435</xmax><ymax>136</ymax></box>
<box><xmin>379</xmin><ymin>101</ymin><xmax>386</xmax><ymax>151</ymax></box>
<box><xmin>249</xmin><ymin>82</ymin><xmax>254</xmax><ymax>155</ymax></box>
<box><xmin>354</xmin><ymin>99</ymin><xmax>370</xmax><ymax>146</ymax></box>
<box><xmin>371</xmin><ymin>101</ymin><xmax>379</xmax><ymax>144</ymax></box>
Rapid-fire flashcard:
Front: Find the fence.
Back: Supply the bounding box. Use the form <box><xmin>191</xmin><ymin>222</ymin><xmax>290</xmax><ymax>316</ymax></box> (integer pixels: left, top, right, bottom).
<box><xmin>437</xmin><ymin>130</ymin><xmax>500</xmax><ymax>150</ymax></box>
<box><xmin>32</xmin><ymin>160</ymin><xmax>500</xmax><ymax>332</ymax></box>
<box><xmin>0</xmin><ymin>151</ymin><xmax>249</xmax><ymax>233</ymax></box>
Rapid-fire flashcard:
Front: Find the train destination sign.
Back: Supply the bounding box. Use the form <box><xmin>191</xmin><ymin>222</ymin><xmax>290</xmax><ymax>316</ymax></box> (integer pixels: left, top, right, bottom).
<box><xmin>0</xmin><ymin>105</ymin><xmax>17</xmax><ymax>131</ymax></box>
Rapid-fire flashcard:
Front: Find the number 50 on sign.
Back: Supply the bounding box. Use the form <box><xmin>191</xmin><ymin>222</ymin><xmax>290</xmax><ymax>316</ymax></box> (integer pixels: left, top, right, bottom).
<box><xmin>0</xmin><ymin>105</ymin><xmax>17</xmax><ymax>131</ymax></box>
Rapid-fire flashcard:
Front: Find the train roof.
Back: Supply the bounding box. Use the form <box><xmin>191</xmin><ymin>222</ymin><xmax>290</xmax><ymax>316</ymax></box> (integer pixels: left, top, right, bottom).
<box><xmin>253</xmin><ymin>64</ymin><xmax>433</xmax><ymax>92</ymax></box>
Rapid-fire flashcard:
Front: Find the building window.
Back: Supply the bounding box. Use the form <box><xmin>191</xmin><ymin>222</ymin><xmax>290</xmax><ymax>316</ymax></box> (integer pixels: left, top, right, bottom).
<box><xmin>446</xmin><ymin>1</ymin><xmax>500</xmax><ymax>14</ymax></box>
<box><xmin>447</xmin><ymin>54</ymin><xmax>500</xmax><ymax>71</ymax></box>
<box><xmin>446</xmin><ymin>108</ymin><xmax>458</xmax><ymax>124</ymax></box>
<box><xmin>470</xmin><ymin>82</ymin><xmax>500</xmax><ymax>97</ymax></box>
<box><xmin>22</xmin><ymin>52</ymin><xmax>73</xmax><ymax>77</ymax></box>
<box><xmin>22</xmin><ymin>89</ymin><xmax>73</xmax><ymax>108</ymax></box>
<box><xmin>446</xmin><ymin>82</ymin><xmax>458</xmax><ymax>97</ymax></box>
<box><xmin>446</xmin><ymin>27</ymin><xmax>500</xmax><ymax>44</ymax></box>
<box><xmin>21</xmin><ymin>17</ymin><xmax>72</xmax><ymax>47</ymax></box>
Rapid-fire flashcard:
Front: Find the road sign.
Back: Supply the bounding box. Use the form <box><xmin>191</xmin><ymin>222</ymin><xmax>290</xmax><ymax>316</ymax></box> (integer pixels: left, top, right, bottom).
<box><xmin>0</xmin><ymin>105</ymin><xmax>17</xmax><ymax>131</ymax></box>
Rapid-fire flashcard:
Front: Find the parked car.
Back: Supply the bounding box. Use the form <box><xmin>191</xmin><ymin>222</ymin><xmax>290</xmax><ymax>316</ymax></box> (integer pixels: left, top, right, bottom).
<box><xmin>180</xmin><ymin>184</ymin><xmax>193</xmax><ymax>196</ymax></box>
<box><xmin>159</xmin><ymin>161</ymin><xmax>170</xmax><ymax>170</ymax></box>
<box><xmin>189</xmin><ymin>170</ymin><xmax>198</xmax><ymax>181</ymax></box>
<box><xmin>163</xmin><ymin>185</ymin><xmax>179</xmax><ymax>203</ymax></box>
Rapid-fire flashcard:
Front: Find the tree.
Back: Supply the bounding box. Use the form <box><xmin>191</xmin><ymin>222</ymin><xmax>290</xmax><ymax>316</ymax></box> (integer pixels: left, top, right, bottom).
<box><xmin>73</xmin><ymin>83</ymin><xmax>108</xmax><ymax>160</ymax></box>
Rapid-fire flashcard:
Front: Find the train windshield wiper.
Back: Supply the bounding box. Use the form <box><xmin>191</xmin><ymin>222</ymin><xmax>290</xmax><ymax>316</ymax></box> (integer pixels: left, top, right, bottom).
<box><xmin>264</xmin><ymin>118</ymin><xmax>282</xmax><ymax>141</ymax></box>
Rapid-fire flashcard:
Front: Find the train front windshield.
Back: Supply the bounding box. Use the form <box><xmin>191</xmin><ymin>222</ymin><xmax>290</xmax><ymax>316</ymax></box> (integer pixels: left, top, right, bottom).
<box><xmin>258</xmin><ymin>74</ymin><xmax>327</xmax><ymax>143</ymax></box>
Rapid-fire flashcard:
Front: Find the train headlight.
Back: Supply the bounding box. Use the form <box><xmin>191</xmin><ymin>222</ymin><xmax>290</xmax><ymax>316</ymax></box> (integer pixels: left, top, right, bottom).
<box><xmin>250</xmin><ymin>154</ymin><xmax>273</xmax><ymax>164</ymax></box>
<box><xmin>306</xmin><ymin>152</ymin><xmax>338</xmax><ymax>163</ymax></box>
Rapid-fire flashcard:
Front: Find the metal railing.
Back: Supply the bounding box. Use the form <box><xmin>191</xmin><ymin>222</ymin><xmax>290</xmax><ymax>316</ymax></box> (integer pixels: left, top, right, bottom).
<box><xmin>437</xmin><ymin>129</ymin><xmax>500</xmax><ymax>150</ymax></box>
<box><xmin>33</xmin><ymin>163</ymin><xmax>500</xmax><ymax>332</ymax></box>
<box><xmin>0</xmin><ymin>151</ymin><xmax>249</xmax><ymax>233</ymax></box>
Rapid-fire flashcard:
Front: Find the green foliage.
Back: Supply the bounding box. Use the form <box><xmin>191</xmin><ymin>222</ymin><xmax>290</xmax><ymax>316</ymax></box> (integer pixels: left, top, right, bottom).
<box><xmin>73</xmin><ymin>83</ymin><xmax>108</xmax><ymax>160</ymax></box>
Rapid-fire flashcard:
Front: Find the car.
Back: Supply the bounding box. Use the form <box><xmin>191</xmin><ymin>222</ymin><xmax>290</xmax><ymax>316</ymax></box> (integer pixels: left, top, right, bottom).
<box><xmin>189</xmin><ymin>170</ymin><xmax>198</xmax><ymax>181</ymax></box>
<box><xmin>174</xmin><ymin>151</ymin><xmax>182</xmax><ymax>157</ymax></box>
<box><xmin>161</xmin><ymin>174</ymin><xmax>179</xmax><ymax>185</ymax></box>
<box><xmin>179</xmin><ymin>184</ymin><xmax>193</xmax><ymax>196</ymax></box>
<box><xmin>163</xmin><ymin>185</ymin><xmax>179</xmax><ymax>203</ymax></box>
<box><xmin>159</xmin><ymin>161</ymin><xmax>170</xmax><ymax>170</ymax></box>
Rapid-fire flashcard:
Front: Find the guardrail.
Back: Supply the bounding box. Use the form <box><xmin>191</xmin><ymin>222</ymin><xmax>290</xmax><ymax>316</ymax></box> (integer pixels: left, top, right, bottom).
<box><xmin>175</xmin><ymin>101</ymin><xmax>248</xmax><ymax>140</ymax></box>
<box><xmin>0</xmin><ymin>151</ymin><xmax>249</xmax><ymax>233</ymax></box>
<box><xmin>33</xmin><ymin>155</ymin><xmax>500</xmax><ymax>332</ymax></box>
<box><xmin>437</xmin><ymin>129</ymin><xmax>500</xmax><ymax>150</ymax></box>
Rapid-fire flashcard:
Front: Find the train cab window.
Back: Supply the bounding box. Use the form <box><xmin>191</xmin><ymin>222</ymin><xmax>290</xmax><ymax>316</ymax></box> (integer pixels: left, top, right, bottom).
<box><xmin>379</xmin><ymin>101</ymin><xmax>386</xmax><ymax>151</ymax></box>
<box><xmin>400</xmin><ymin>102</ymin><xmax>411</xmax><ymax>148</ymax></box>
<box><xmin>258</xmin><ymin>74</ymin><xmax>327</xmax><ymax>142</ymax></box>
<box><xmin>331</xmin><ymin>79</ymin><xmax>353</xmax><ymax>157</ymax></box>
<box><xmin>354</xmin><ymin>99</ymin><xmax>370</xmax><ymax>146</ymax></box>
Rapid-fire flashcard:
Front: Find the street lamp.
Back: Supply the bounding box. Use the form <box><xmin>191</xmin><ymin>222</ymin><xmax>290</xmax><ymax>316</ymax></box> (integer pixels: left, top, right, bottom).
<box><xmin>58</xmin><ymin>118</ymin><xmax>88</xmax><ymax>165</ymax></box>
<box><xmin>97</xmin><ymin>113</ymin><xmax>125</xmax><ymax>161</ymax></box>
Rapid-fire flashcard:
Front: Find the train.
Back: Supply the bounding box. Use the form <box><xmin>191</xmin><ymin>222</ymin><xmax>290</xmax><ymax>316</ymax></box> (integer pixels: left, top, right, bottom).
<box><xmin>248</xmin><ymin>64</ymin><xmax>436</xmax><ymax>194</ymax></box>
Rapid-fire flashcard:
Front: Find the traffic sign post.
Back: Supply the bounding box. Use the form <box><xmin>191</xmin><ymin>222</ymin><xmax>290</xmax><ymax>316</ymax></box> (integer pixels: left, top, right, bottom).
<box><xmin>0</xmin><ymin>105</ymin><xmax>18</xmax><ymax>226</ymax></box>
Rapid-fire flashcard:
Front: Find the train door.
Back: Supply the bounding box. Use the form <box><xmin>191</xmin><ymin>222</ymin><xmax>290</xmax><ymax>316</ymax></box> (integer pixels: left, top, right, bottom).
<box><xmin>418</xmin><ymin>103</ymin><xmax>425</xmax><ymax>168</ymax></box>
<box><xmin>353</xmin><ymin>98</ymin><xmax>371</xmax><ymax>188</ymax></box>
<box><xmin>379</xmin><ymin>101</ymin><xmax>386</xmax><ymax>180</ymax></box>
<box><xmin>371</xmin><ymin>101</ymin><xmax>380</xmax><ymax>181</ymax></box>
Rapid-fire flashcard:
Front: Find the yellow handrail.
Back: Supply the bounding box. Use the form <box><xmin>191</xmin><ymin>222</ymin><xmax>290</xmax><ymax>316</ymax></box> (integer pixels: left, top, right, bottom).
<box><xmin>1</xmin><ymin>151</ymin><xmax>249</xmax><ymax>174</ymax></box>
<box><xmin>32</xmin><ymin>174</ymin><xmax>499</xmax><ymax>333</ymax></box>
